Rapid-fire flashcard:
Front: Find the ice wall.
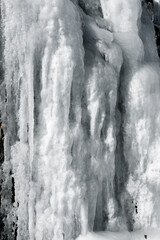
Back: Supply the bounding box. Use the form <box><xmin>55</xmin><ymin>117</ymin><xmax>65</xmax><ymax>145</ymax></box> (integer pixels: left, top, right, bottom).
<box><xmin>1</xmin><ymin>0</ymin><xmax>160</xmax><ymax>239</ymax></box>
<box><xmin>1</xmin><ymin>0</ymin><xmax>85</xmax><ymax>239</ymax></box>
<box><xmin>101</xmin><ymin>0</ymin><xmax>160</xmax><ymax>231</ymax></box>
<box><xmin>1</xmin><ymin>0</ymin><xmax>122</xmax><ymax>239</ymax></box>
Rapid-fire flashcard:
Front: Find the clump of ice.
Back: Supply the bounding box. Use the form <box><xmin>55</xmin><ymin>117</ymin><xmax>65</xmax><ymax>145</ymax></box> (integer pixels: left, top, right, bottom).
<box><xmin>100</xmin><ymin>0</ymin><xmax>141</xmax><ymax>32</ymax></box>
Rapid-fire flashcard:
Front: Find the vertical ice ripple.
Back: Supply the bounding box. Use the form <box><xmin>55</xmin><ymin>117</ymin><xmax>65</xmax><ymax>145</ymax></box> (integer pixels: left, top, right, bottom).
<box><xmin>1</xmin><ymin>0</ymin><xmax>160</xmax><ymax>239</ymax></box>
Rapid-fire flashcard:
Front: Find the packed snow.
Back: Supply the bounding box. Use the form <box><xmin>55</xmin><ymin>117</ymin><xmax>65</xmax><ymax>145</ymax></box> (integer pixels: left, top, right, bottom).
<box><xmin>77</xmin><ymin>229</ymin><xmax>160</xmax><ymax>240</ymax></box>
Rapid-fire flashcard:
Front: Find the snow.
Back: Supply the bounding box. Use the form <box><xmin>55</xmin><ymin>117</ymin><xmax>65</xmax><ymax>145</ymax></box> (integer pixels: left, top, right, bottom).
<box><xmin>76</xmin><ymin>230</ymin><xmax>160</xmax><ymax>240</ymax></box>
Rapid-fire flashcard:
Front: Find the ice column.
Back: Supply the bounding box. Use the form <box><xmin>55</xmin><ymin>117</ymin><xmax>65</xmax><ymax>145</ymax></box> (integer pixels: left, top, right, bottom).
<box><xmin>2</xmin><ymin>0</ymin><xmax>85</xmax><ymax>239</ymax></box>
<box><xmin>101</xmin><ymin>0</ymin><xmax>160</xmax><ymax>230</ymax></box>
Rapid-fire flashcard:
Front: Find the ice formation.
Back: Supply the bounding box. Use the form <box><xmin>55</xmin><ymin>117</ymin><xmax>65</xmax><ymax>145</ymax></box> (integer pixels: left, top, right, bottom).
<box><xmin>0</xmin><ymin>0</ymin><xmax>160</xmax><ymax>239</ymax></box>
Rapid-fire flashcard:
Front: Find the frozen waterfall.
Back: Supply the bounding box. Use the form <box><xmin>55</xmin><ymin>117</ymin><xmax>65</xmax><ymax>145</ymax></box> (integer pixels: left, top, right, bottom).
<box><xmin>0</xmin><ymin>0</ymin><xmax>160</xmax><ymax>239</ymax></box>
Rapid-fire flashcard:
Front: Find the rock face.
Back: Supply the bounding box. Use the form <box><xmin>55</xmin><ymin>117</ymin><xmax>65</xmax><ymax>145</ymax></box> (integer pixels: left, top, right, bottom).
<box><xmin>0</xmin><ymin>0</ymin><xmax>160</xmax><ymax>239</ymax></box>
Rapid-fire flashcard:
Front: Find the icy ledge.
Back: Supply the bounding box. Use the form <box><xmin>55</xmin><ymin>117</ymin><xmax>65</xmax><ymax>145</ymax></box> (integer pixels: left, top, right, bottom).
<box><xmin>76</xmin><ymin>229</ymin><xmax>160</xmax><ymax>240</ymax></box>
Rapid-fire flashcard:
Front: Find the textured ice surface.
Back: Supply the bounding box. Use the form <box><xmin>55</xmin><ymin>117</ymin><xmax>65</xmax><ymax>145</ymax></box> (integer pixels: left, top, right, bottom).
<box><xmin>100</xmin><ymin>0</ymin><xmax>141</xmax><ymax>32</ymax></box>
<box><xmin>1</xmin><ymin>0</ymin><xmax>160</xmax><ymax>239</ymax></box>
<box><xmin>154</xmin><ymin>0</ymin><xmax>160</xmax><ymax>26</ymax></box>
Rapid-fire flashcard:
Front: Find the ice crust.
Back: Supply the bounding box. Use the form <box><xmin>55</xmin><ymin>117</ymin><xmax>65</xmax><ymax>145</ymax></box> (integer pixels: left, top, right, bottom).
<box><xmin>76</xmin><ymin>229</ymin><xmax>160</xmax><ymax>240</ymax></box>
<box><xmin>1</xmin><ymin>0</ymin><xmax>160</xmax><ymax>239</ymax></box>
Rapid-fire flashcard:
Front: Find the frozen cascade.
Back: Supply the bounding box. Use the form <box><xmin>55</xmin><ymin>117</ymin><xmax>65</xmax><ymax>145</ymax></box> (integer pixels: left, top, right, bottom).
<box><xmin>0</xmin><ymin>0</ymin><xmax>160</xmax><ymax>240</ymax></box>
<box><xmin>100</xmin><ymin>0</ymin><xmax>160</xmax><ymax>231</ymax></box>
